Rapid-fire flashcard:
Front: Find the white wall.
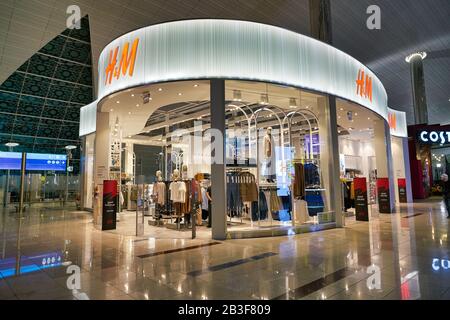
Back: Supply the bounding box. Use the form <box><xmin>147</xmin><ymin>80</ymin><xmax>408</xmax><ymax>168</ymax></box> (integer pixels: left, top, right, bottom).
<box><xmin>339</xmin><ymin>137</ymin><xmax>375</xmax><ymax>178</ymax></box>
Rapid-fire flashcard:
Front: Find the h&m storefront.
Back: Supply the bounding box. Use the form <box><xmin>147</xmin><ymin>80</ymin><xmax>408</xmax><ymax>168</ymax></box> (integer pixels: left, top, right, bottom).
<box><xmin>79</xmin><ymin>19</ymin><xmax>411</xmax><ymax>240</ymax></box>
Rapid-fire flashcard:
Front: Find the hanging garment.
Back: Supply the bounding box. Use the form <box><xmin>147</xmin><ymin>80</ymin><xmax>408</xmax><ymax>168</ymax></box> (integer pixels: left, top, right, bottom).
<box><xmin>269</xmin><ymin>190</ymin><xmax>283</xmax><ymax>212</ymax></box>
<box><xmin>153</xmin><ymin>182</ymin><xmax>166</xmax><ymax>205</ymax></box>
<box><xmin>258</xmin><ymin>190</ymin><xmax>268</xmax><ymax>221</ymax></box>
<box><xmin>201</xmin><ymin>187</ymin><xmax>209</xmax><ymax>211</ymax></box>
<box><xmin>181</xmin><ymin>181</ymin><xmax>192</xmax><ymax>214</ymax></box>
<box><xmin>304</xmin><ymin>163</ymin><xmax>321</xmax><ymax>187</ymax></box>
<box><xmin>239</xmin><ymin>172</ymin><xmax>258</xmax><ymax>202</ymax></box>
<box><xmin>169</xmin><ymin>181</ymin><xmax>187</xmax><ymax>203</ymax></box>
<box><xmin>293</xmin><ymin>163</ymin><xmax>305</xmax><ymax>199</ymax></box>
<box><xmin>263</xmin><ymin>133</ymin><xmax>272</xmax><ymax>158</ymax></box>
<box><xmin>305</xmin><ymin>189</ymin><xmax>325</xmax><ymax>216</ymax></box>
<box><xmin>227</xmin><ymin>172</ymin><xmax>242</xmax><ymax>215</ymax></box>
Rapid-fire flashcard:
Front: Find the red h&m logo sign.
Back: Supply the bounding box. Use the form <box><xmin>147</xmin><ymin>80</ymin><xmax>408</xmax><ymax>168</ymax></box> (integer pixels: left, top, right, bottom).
<box><xmin>356</xmin><ymin>69</ymin><xmax>373</xmax><ymax>102</ymax></box>
<box><xmin>105</xmin><ymin>38</ymin><xmax>140</xmax><ymax>86</ymax></box>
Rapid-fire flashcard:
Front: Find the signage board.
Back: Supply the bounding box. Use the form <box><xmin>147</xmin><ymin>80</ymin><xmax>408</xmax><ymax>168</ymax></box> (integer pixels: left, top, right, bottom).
<box><xmin>102</xmin><ymin>180</ymin><xmax>117</xmax><ymax>230</ymax></box>
<box><xmin>354</xmin><ymin>177</ymin><xmax>369</xmax><ymax>221</ymax></box>
<box><xmin>0</xmin><ymin>152</ymin><xmax>67</xmax><ymax>171</ymax></box>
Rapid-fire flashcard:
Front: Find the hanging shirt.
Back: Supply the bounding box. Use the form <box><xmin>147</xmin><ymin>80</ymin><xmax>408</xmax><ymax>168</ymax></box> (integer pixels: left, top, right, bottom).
<box><xmin>169</xmin><ymin>181</ymin><xmax>187</xmax><ymax>203</ymax></box>
<box><xmin>201</xmin><ymin>187</ymin><xmax>209</xmax><ymax>210</ymax></box>
<box><xmin>153</xmin><ymin>182</ymin><xmax>166</xmax><ymax>205</ymax></box>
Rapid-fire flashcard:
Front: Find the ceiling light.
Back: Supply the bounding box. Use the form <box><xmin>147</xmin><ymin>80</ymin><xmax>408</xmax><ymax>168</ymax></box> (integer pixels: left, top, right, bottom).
<box><xmin>65</xmin><ymin>145</ymin><xmax>76</xmax><ymax>150</ymax></box>
<box><xmin>194</xmin><ymin>84</ymin><xmax>199</xmax><ymax>87</ymax></box>
<box><xmin>405</xmin><ymin>51</ymin><xmax>427</xmax><ymax>63</ymax></box>
<box><xmin>110</xmin><ymin>109</ymin><xmax>114</xmax><ymax>112</ymax></box>
<box><xmin>5</xmin><ymin>142</ymin><xmax>19</xmax><ymax>147</ymax></box>
<box><xmin>354</xmin><ymin>113</ymin><xmax>358</xmax><ymax>116</ymax></box>
<box><xmin>340</xmin><ymin>108</ymin><xmax>344</xmax><ymax>111</ymax></box>
<box><xmin>128</xmin><ymin>112</ymin><xmax>132</xmax><ymax>115</ymax></box>
<box><xmin>158</xmin><ymin>88</ymin><xmax>163</xmax><ymax>92</ymax></box>
<box><xmin>128</xmin><ymin>135</ymin><xmax>131</xmax><ymax>138</ymax></box>
<box><xmin>136</xmin><ymin>104</ymin><xmax>140</xmax><ymax>107</ymax></box>
<box><xmin>368</xmin><ymin>117</ymin><xmax>371</xmax><ymax>120</ymax></box>
<box><xmin>116</xmin><ymin>101</ymin><xmax>120</xmax><ymax>104</ymax></box>
<box><xmin>305</xmin><ymin>106</ymin><xmax>310</xmax><ymax>109</ymax></box>
<box><xmin>178</xmin><ymin>93</ymin><xmax>182</xmax><ymax>96</ymax></box>
<box><xmin>131</xmin><ymin>94</ymin><xmax>135</xmax><ymax>97</ymax></box>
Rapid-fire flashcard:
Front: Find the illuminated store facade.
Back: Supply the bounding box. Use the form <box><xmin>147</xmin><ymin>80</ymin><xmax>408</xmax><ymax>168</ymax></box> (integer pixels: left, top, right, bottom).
<box><xmin>79</xmin><ymin>19</ymin><xmax>411</xmax><ymax>240</ymax></box>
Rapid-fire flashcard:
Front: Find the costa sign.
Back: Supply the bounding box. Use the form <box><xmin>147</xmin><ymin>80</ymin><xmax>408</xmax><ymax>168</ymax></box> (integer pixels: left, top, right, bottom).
<box><xmin>419</xmin><ymin>131</ymin><xmax>450</xmax><ymax>144</ymax></box>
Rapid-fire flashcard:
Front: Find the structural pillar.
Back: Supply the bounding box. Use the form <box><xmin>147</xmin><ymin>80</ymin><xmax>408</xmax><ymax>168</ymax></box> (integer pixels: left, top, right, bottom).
<box><xmin>309</xmin><ymin>0</ymin><xmax>333</xmax><ymax>44</ymax></box>
<box><xmin>310</xmin><ymin>2</ymin><xmax>343</xmax><ymax>226</ymax></box>
<box><xmin>317</xmin><ymin>96</ymin><xmax>344</xmax><ymax>227</ymax></box>
<box><xmin>93</xmin><ymin>111</ymin><xmax>111</xmax><ymax>228</ymax></box>
<box><xmin>374</xmin><ymin>119</ymin><xmax>396</xmax><ymax>213</ymax></box>
<box><xmin>406</xmin><ymin>52</ymin><xmax>428</xmax><ymax>125</ymax></box>
<box><xmin>210</xmin><ymin>79</ymin><xmax>227</xmax><ymax>240</ymax></box>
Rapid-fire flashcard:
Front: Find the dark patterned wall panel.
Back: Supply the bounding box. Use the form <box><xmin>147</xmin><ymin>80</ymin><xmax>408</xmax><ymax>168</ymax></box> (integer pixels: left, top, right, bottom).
<box><xmin>28</xmin><ymin>54</ymin><xmax>58</xmax><ymax>78</ymax></box>
<box><xmin>0</xmin><ymin>92</ymin><xmax>19</xmax><ymax>113</ymax></box>
<box><xmin>58</xmin><ymin>122</ymin><xmax>79</xmax><ymax>140</ymax></box>
<box><xmin>12</xmin><ymin>116</ymin><xmax>39</xmax><ymax>135</ymax></box>
<box><xmin>64</xmin><ymin>106</ymin><xmax>80</xmax><ymax>122</ymax></box>
<box><xmin>22</xmin><ymin>74</ymin><xmax>51</xmax><ymax>97</ymax></box>
<box><xmin>71</xmin><ymin>85</ymin><xmax>93</xmax><ymax>104</ymax></box>
<box><xmin>47</xmin><ymin>80</ymin><xmax>74</xmax><ymax>101</ymax></box>
<box><xmin>0</xmin><ymin>72</ymin><xmax>25</xmax><ymax>93</ymax></box>
<box><xmin>0</xmin><ymin>15</ymin><xmax>93</xmax><ymax>174</ymax></box>
<box><xmin>79</xmin><ymin>67</ymin><xmax>93</xmax><ymax>86</ymax></box>
<box><xmin>61</xmin><ymin>39</ymin><xmax>90</xmax><ymax>64</ymax></box>
<box><xmin>54</xmin><ymin>60</ymin><xmax>83</xmax><ymax>83</ymax></box>
<box><xmin>17</xmin><ymin>95</ymin><xmax>45</xmax><ymax>116</ymax></box>
<box><xmin>39</xmin><ymin>35</ymin><xmax>66</xmax><ymax>58</ymax></box>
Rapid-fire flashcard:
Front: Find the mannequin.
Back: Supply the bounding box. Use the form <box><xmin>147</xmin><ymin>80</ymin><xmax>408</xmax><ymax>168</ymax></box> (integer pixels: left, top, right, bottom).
<box><xmin>263</xmin><ymin>127</ymin><xmax>275</xmax><ymax>181</ymax></box>
<box><xmin>153</xmin><ymin>170</ymin><xmax>166</xmax><ymax>207</ymax></box>
<box><xmin>263</xmin><ymin>127</ymin><xmax>273</xmax><ymax>159</ymax></box>
<box><xmin>169</xmin><ymin>169</ymin><xmax>186</xmax><ymax>220</ymax></box>
<box><xmin>182</xmin><ymin>164</ymin><xmax>188</xmax><ymax>180</ymax></box>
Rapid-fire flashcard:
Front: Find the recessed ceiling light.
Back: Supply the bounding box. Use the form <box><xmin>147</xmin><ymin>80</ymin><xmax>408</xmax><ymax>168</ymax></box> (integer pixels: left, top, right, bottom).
<box><xmin>131</xmin><ymin>94</ymin><xmax>135</xmax><ymax>97</ymax></box>
<box><xmin>128</xmin><ymin>112</ymin><xmax>131</xmax><ymax>115</ymax></box>
<box><xmin>136</xmin><ymin>104</ymin><xmax>140</xmax><ymax>107</ymax></box>
<box><xmin>158</xmin><ymin>88</ymin><xmax>163</xmax><ymax>92</ymax></box>
<box><xmin>178</xmin><ymin>93</ymin><xmax>182</xmax><ymax>96</ymax></box>
<box><xmin>338</xmin><ymin>116</ymin><xmax>341</xmax><ymax>119</ymax></box>
<box><xmin>194</xmin><ymin>84</ymin><xmax>199</xmax><ymax>87</ymax></box>
<box><xmin>110</xmin><ymin>109</ymin><xmax>114</xmax><ymax>112</ymax></box>
<box><xmin>340</xmin><ymin>108</ymin><xmax>344</xmax><ymax>111</ymax></box>
<box><xmin>368</xmin><ymin>117</ymin><xmax>371</xmax><ymax>120</ymax></box>
<box><xmin>116</xmin><ymin>101</ymin><xmax>120</xmax><ymax>104</ymax></box>
<box><xmin>354</xmin><ymin>113</ymin><xmax>358</xmax><ymax>116</ymax></box>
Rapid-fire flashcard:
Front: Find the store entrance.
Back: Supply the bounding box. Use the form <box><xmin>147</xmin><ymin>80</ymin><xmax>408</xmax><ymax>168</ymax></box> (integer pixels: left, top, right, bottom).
<box><xmin>100</xmin><ymin>80</ymin><xmax>213</xmax><ymax>239</ymax></box>
<box><xmin>336</xmin><ymin>99</ymin><xmax>386</xmax><ymax>222</ymax></box>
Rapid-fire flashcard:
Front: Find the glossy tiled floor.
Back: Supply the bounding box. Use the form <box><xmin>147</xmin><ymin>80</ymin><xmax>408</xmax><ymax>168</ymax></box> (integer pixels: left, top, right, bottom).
<box><xmin>0</xmin><ymin>200</ymin><xmax>449</xmax><ymax>300</ymax></box>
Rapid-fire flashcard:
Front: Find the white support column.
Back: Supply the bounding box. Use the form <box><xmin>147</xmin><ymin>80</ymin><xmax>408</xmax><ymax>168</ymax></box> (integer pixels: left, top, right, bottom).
<box><xmin>210</xmin><ymin>79</ymin><xmax>227</xmax><ymax>240</ymax></box>
<box><xmin>374</xmin><ymin>119</ymin><xmax>396</xmax><ymax>213</ymax></box>
<box><xmin>317</xmin><ymin>95</ymin><xmax>343</xmax><ymax>227</ymax></box>
<box><xmin>93</xmin><ymin>111</ymin><xmax>111</xmax><ymax>229</ymax></box>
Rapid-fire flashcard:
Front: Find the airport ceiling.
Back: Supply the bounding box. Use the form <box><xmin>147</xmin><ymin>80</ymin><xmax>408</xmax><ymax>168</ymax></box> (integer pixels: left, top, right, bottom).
<box><xmin>0</xmin><ymin>0</ymin><xmax>449</xmax><ymax>128</ymax></box>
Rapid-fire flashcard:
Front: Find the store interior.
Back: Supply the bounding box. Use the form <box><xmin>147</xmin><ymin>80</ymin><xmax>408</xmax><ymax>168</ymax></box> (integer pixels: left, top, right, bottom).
<box><xmin>86</xmin><ymin>79</ymin><xmax>397</xmax><ymax>237</ymax></box>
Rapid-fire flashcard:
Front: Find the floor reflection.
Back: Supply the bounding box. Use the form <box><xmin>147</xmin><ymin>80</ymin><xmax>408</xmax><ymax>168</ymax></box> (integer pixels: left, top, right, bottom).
<box><xmin>0</xmin><ymin>199</ymin><xmax>449</xmax><ymax>300</ymax></box>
